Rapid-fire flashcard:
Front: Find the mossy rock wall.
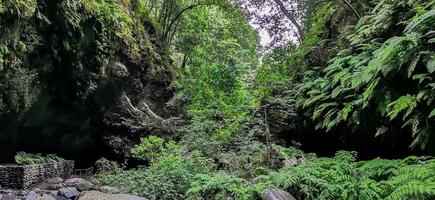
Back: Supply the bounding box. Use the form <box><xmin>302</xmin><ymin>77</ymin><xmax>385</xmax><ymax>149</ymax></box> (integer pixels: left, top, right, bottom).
<box><xmin>0</xmin><ymin>0</ymin><xmax>177</xmax><ymax>164</ymax></box>
<box><xmin>0</xmin><ymin>160</ymin><xmax>74</xmax><ymax>188</ymax></box>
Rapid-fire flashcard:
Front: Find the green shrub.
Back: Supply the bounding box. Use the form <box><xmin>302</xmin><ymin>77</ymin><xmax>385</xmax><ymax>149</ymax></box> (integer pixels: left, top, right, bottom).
<box><xmin>14</xmin><ymin>152</ymin><xmax>65</xmax><ymax>165</ymax></box>
<box><xmin>99</xmin><ymin>143</ymin><xmax>216</xmax><ymax>200</ymax></box>
<box><xmin>95</xmin><ymin>158</ymin><xmax>122</xmax><ymax>174</ymax></box>
<box><xmin>130</xmin><ymin>136</ymin><xmax>165</xmax><ymax>162</ymax></box>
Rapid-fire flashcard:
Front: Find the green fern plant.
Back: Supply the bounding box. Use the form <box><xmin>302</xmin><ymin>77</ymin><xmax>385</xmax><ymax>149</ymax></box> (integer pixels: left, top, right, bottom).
<box><xmin>14</xmin><ymin>152</ymin><xmax>64</xmax><ymax>165</ymax></box>
<box><xmin>404</xmin><ymin>9</ymin><xmax>435</xmax><ymax>33</ymax></box>
<box><xmin>297</xmin><ymin>0</ymin><xmax>435</xmax><ymax>150</ymax></box>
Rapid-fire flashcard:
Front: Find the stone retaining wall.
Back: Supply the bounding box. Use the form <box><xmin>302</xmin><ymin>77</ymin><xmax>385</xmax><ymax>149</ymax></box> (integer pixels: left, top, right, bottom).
<box><xmin>0</xmin><ymin>160</ymin><xmax>74</xmax><ymax>188</ymax></box>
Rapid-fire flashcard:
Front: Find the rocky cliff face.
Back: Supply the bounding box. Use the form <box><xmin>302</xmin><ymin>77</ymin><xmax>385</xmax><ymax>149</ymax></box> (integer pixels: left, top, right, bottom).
<box><xmin>0</xmin><ymin>0</ymin><xmax>178</xmax><ymax>164</ymax></box>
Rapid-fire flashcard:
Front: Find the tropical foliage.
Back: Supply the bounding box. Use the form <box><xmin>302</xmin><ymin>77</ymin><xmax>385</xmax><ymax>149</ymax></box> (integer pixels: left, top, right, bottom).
<box><xmin>297</xmin><ymin>0</ymin><xmax>435</xmax><ymax>152</ymax></box>
<box><xmin>2</xmin><ymin>0</ymin><xmax>435</xmax><ymax>199</ymax></box>
<box><xmin>99</xmin><ymin>0</ymin><xmax>435</xmax><ymax>199</ymax></box>
<box><xmin>99</xmin><ymin>138</ymin><xmax>216</xmax><ymax>200</ymax></box>
<box><xmin>102</xmin><ymin>147</ymin><xmax>435</xmax><ymax>200</ymax></box>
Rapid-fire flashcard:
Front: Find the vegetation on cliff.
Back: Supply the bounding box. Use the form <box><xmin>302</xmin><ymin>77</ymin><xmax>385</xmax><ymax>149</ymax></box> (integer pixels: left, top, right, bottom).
<box><xmin>1</xmin><ymin>0</ymin><xmax>434</xmax><ymax>199</ymax></box>
<box><xmin>0</xmin><ymin>0</ymin><xmax>177</xmax><ymax>162</ymax></box>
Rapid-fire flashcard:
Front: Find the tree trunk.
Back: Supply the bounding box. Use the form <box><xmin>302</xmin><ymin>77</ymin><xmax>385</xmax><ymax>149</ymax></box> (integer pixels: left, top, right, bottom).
<box><xmin>181</xmin><ymin>54</ymin><xmax>189</xmax><ymax>69</ymax></box>
<box><xmin>343</xmin><ymin>0</ymin><xmax>361</xmax><ymax>19</ymax></box>
<box><xmin>271</xmin><ymin>0</ymin><xmax>304</xmax><ymax>43</ymax></box>
<box><xmin>163</xmin><ymin>4</ymin><xmax>202</xmax><ymax>45</ymax></box>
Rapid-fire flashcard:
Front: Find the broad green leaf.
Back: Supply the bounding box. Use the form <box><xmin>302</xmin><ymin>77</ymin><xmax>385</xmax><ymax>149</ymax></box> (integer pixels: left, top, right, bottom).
<box><xmin>429</xmin><ymin>109</ymin><xmax>435</xmax><ymax>118</ymax></box>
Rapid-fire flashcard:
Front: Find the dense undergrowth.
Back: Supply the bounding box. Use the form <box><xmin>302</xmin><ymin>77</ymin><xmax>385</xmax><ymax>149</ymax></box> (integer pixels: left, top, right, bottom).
<box><xmin>98</xmin><ymin>0</ymin><xmax>435</xmax><ymax>199</ymax></box>
<box><xmin>1</xmin><ymin>0</ymin><xmax>435</xmax><ymax>199</ymax></box>
<box><xmin>99</xmin><ymin>137</ymin><xmax>435</xmax><ymax>200</ymax></box>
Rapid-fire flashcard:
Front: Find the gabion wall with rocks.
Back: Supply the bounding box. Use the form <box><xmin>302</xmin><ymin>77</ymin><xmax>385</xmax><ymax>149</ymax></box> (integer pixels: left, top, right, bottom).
<box><xmin>0</xmin><ymin>160</ymin><xmax>74</xmax><ymax>188</ymax></box>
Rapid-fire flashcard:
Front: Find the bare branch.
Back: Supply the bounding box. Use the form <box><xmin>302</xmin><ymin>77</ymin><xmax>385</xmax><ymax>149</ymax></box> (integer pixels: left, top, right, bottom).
<box><xmin>163</xmin><ymin>4</ymin><xmax>203</xmax><ymax>44</ymax></box>
<box><xmin>343</xmin><ymin>0</ymin><xmax>361</xmax><ymax>19</ymax></box>
<box><xmin>270</xmin><ymin>0</ymin><xmax>304</xmax><ymax>43</ymax></box>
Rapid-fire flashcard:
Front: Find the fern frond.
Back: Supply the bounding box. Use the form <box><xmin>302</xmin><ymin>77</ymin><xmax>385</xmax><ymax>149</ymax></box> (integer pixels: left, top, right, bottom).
<box><xmin>336</xmin><ymin>103</ymin><xmax>353</xmax><ymax>123</ymax></box>
<box><xmin>303</xmin><ymin>94</ymin><xmax>326</xmax><ymax>108</ymax></box>
<box><xmin>313</xmin><ymin>103</ymin><xmax>337</xmax><ymax>120</ymax></box>
<box><xmin>386</xmin><ymin>181</ymin><xmax>435</xmax><ymax>200</ymax></box>
<box><xmin>386</xmin><ymin>95</ymin><xmax>417</xmax><ymax>120</ymax></box>
<box><xmin>404</xmin><ymin>10</ymin><xmax>435</xmax><ymax>33</ymax></box>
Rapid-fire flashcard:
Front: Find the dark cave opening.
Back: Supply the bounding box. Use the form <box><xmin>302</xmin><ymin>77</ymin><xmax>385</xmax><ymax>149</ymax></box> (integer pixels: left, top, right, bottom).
<box><xmin>276</xmin><ymin>127</ymin><xmax>423</xmax><ymax>160</ymax></box>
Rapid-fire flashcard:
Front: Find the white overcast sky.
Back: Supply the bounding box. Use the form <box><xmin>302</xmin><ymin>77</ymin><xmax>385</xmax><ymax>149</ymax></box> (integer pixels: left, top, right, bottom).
<box><xmin>245</xmin><ymin>1</ymin><xmax>298</xmax><ymax>48</ymax></box>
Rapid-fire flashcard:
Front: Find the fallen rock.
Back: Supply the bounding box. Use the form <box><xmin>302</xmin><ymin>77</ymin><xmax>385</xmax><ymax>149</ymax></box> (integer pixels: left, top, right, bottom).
<box><xmin>261</xmin><ymin>188</ymin><xmax>296</xmax><ymax>200</ymax></box>
<box><xmin>26</xmin><ymin>191</ymin><xmax>39</xmax><ymax>200</ymax></box>
<box><xmin>47</xmin><ymin>183</ymin><xmax>63</xmax><ymax>190</ymax></box>
<box><xmin>4</xmin><ymin>189</ymin><xmax>14</xmax><ymax>194</ymax></box>
<box><xmin>78</xmin><ymin>191</ymin><xmax>147</xmax><ymax>200</ymax></box>
<box><xmin>58</xmin><ymin>187</ymin><xmax>79</xmax><ymax>199</ymax></box>
<box><xmin>63</xmin><ymin>178</ymin><xmax>85</xmax><ymax>186</ymax></box>
<box><xmin>34</xmin><ymin>181</ymin><xmax>62</xmax><ymax>191</ymax></box>
<box><xmin>284</xmin><ymin>157</ymin><xmax>307</xmax><ymax>167</ymax></box>
<box><xmin>46</xmin><ymin>177</ymin><xmax>64</xmax><ymax>184</ymax></box>
<box><xmin>0</xmin><ymin>194</ymin><xmax>18</xmax><ymax>200</ymax></box>
<box><xmin>100</xmin><ymin>186</ymin><xmax>120</xmax><ymax>194</ymax></box>
<box><xmin>64</xmin><ymin>178</ymin><xmax>85</xmax><ymax>186</ymax></box>
<box><xmin>19</xmin><ymin>190</ymin><xmax>29</xmax><ymax>196</ymax></box>
<box><xmin>89</xmin><ymin>177</ymin><xmax>101</xmax><ymax>185</ymax></box>
<box><xmin>36</xmin><ymin>194</ymin><xmax>56</xmax><ymax>200</ymax></box>
<box><xmin>49</xmin><ymin>190</ymin><xmax>58</xmax><ymax>196</ymax></box>
<box><xmin>75</xmin><ymin>180</ymin><xmax>94</xmax><ymax>191</ymax></box>
<box><xmin>3</xmin><ymin>189</ymin><xmax>18</xmax><ymax>196</ymax></box>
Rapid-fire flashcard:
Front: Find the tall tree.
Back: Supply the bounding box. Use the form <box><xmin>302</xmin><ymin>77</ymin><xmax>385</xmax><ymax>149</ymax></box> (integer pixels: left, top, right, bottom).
<box><xmin>237</xmin><ymin>0</ymin><xmax>321</xmax><ymax>47</ymax></box>
<box><xmin>270</xmin><ymin>0</ymin><xmax>304</xmax><ymax>42</ymax></box>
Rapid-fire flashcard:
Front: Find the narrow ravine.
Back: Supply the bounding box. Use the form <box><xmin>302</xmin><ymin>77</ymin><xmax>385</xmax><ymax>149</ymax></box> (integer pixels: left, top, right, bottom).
<box><xmin>0</xmin><ymin>0</ymin><xmax>434</xmax><ymax>200</ymax></box>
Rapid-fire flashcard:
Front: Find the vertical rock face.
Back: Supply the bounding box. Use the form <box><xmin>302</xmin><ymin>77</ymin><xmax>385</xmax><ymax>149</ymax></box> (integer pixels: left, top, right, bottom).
<box><xmin>0</xmin><ymin>0</ymin><xmax>178</xmax><ymax>162</ymax></box>
<box><xmin>304</xmin><ymin>3</ymin><xmax>363</xmax><ymax>69</ymax></box>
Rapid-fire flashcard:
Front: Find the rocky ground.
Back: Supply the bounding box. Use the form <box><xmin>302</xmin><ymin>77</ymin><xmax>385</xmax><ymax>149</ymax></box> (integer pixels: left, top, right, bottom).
<box><xmin>0</xmin><ymin>176</ymin><xmax>296</xmax><ymax>200</ymax></box>
<box><xmin>0</xmin><ymin>177</ymin><xmax>146</xmax><ymax>200</ymax></box>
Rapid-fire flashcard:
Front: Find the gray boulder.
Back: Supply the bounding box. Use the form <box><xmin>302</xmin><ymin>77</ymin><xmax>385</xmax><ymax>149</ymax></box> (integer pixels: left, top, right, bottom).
<box><xmin>1</xmin><ymin>194</ymin><xmax>18</xmax><ymax>200</ymax></box>
<box><xmin>89</xmin><ymin>177</ymin><xmax>101</xmax><ymax>185</ymax></box>
<box><xmin>64</xmin><ymin>178</ymin><xmax>85</xmax><ymax>186</ymax></box>
<box><xmin>79</xmin><ymin>191</ymin><xmax>147</xmax><ymax>200</ymax></box>
<box><xmin>47</xmin><ymin>183</ymin><xmax>63</xmax><ymax>190</ymax></box>
<box><xmin>262</xmin><ymin>188</ymin><xmax>296</xmax><ymax>200</ymax></box>
<box><xmin>58</xmin><ymin>187</ymin><xmax>79</xmax><ymax>199</ymax></box>
<box><xmin>75</xmin><ymin>180</ymin><xmax>94</xmax><ymax>191</ymax></box>
<box><xmin>19</xmin><ymin>190</ymin><xmax>29</xmax><ymax>196</ymax></box>
<box><xmin>100</xmin><ymin>186</ymin><xmax>120</xmax><ymax>194</ymax></box>
<box><xmin>46</xmin><ymin>177</ymin><xmax>64</xmax><ymax>184</ymax></box>
<box><xmin>49</xmin><ymin>191</ymin><xmax>58</xmax><ymax>196</ymax></box>
<box><xmin>26</xmin><ymin>191</ymin><xmax>39</xmax><ymax>200</ymax></box>
<box><xmin>36</xmin><ymin>194</ymin><xmax>56</xmax><ymax>200</ymax></box>
<box><xmin>283</xmin><ymin>157</ymin><xmax>307</xmax><ymax>167</ymax></box>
